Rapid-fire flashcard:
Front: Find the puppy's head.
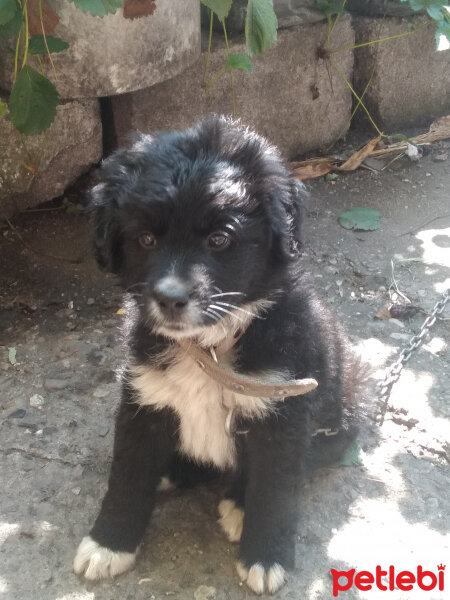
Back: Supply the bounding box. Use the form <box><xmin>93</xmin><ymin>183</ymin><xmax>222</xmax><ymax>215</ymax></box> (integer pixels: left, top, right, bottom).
<box><xmin>90</xmin><ymin>117</ymin><xmax>306</xmax><ymax>339</ymax></box>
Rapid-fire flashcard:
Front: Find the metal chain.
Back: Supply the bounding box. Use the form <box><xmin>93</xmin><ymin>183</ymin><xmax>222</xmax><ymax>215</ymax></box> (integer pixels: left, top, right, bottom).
<box><xmin>377</xmin><ymin>288</ymin><xmax>450</xmax><ymax>425</ymax></box>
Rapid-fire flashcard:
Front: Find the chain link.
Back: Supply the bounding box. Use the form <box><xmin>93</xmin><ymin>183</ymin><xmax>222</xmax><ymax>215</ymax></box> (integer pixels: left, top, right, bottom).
<box><xmin>377</xmin><ymin>288</ymin><xmax>450</xmax><ymax>424</ymax></box>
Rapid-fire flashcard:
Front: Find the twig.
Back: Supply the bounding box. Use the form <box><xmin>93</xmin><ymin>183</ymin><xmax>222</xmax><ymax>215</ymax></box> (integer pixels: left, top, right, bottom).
<box><xmin>4</xmin><ymin>446</ymin><xmax>81</xmax><ymax>467</ymax></box>
<box><xmin>6</xmin><ymin>218</ymin><xmax>84</xmax><ymax>264</ymax></box>
<box><xmin>397</xmin><ymin>214</ymin><xmax>450</xmax><ymax>237</ymax></box>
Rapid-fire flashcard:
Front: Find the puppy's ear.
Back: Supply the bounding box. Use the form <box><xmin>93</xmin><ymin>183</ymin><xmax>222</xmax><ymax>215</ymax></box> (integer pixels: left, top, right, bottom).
<box><xmin>269</xmin><ymin>178</ymin><xmax>308</xmax><ymax>262</ymax></box>
<box><xmin>284</xmin><ymin>178</ymin><xmax>307</xmax><ymax>255</ymax></box>
<box><xmin>90</xmin><ymin>183</ymin><xmax>122</xmax><ymax>273</ymax></box>
<box><xmin>88</xmin><ymin>137</ymin><xmax>154</xmax><ymax>273</ymax></box>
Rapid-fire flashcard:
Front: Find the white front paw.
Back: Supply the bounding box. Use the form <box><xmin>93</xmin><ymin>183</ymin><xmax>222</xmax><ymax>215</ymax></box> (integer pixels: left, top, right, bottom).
<box><xmin>73</xmin><ymin>536</ymin><xmax>136</xmax><ymax>580</ymax></box>
<box><xmin>237</xmin><ymin>561</ymin><xmax>287</xmax><ymax>595</ymax></box>
<box><xmin>218</xmin><ymin>499</ymin><xmax>244</xmax><ymax>542</ymax></box>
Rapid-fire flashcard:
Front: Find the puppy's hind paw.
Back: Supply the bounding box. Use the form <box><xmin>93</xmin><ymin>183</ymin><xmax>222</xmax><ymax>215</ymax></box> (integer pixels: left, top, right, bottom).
<box><xmin>237</xmin><ymin>561</ymin><xmax>287</xmax><ymax>595</ymax></box>
<box><xmin>73</xmin><ymin>536</ymin><xmax>136</xmax><ymax>580</ymax></box>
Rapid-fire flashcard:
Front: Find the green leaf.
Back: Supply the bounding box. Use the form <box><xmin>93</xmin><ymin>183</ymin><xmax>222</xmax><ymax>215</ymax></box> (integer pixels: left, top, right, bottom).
<box><xmin>245</xmin><ymin>0</ymin><xmax>278</xmax><ymax>56</ymax></box>
<box><xmin>0</xmin><ymin>98</ymin><xmax>6</xmax><ymax>117</ymax></box>
<box><xmin>408</xmin><ymin>0</ymin><xmax>425</xmax><ymax>10</ymax></box>
<box><xmin>200</xmin><ymin>0</ymin><xmax>232</xmax><ymax>22</ymax></box>
<box><xmin>427</xmin><ymin>4</ymin><xmax>444</xmax><ymax>20</ymax></box>
<box><xmin>8</xmin><ymin>347</ymin><xmax>17</xmax><ymax>365</ymax></box>
<box><xmin>0</xmin><ymin>0</ymin><xmax>21</xmax><ymax>37</ymax></box>
<box><xmin>332</xmin><ymin>441</ymin><xmax>364</xmax><ymax>467</ymax></box>
<box><xmin>28</xmin><ymin>35</ymin><xmax>69</xmax><ymax>55</ymax></box>
<box><xmin>9</xmin><ymin>66</ymin><xmax>59</xmax><ymax>135</ymax></box>
<box><xmin>0</xmin><ymin>0</ymin><xmax>17</xmax><ymax>25</ymax></box>
<box><xmin>67</xmin><ymin>0</ymin><xmax>124</xmax><ymax>17</ymax></box>
<box><xmin>226</xmin><ymin>53</ymin><xmax>253</xmax><ymax>72</ymax></box>
<box><xmin>325</xmin><ymin>172</ymin><xmax>339</xmax><ymax>181</ymax></box>
<box><xmin>315</xmin><ymin>0</ymin><xmax>344</xmax><ymax>16</ymax></box>
<box><xmin>338</xmin><ymin>207</ymin><xmax>381</xmax><ymax>231</ymax></box>
<box><xmin>436</xmin><ymin>20</ymin><xmax>450</xmax><ymax>44</ymax></box>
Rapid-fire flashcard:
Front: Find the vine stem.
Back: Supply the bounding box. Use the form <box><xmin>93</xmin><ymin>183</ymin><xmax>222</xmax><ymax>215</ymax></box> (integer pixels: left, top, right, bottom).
<box><xmin>330</xmin><ymin>21</ymin><xmax>433</xmax><ymax>55</ymax></box>
<box><xmin>21</xmin><ymin>0</ymin><xmax>29</xmax><ymax>70</ymax></box>
<box><xmin>39</xmin><ymin>0</ymin><xmax>56</xmax><ymax>76</ymax></box>
<box><xmin>14</xmin><ymin>30</ymin><xmax>21</xmax><ymax>81</ymax></box>
<box><xmin>203</xmin><ymin>67</ymin><xmax>227</xmax><ymax>90</ymax></box>
<box><xmin>222</xmin><ymin>19</ymin><xmax>236</xmax><ymax>118</ymax></box>
<box><xmin>329</xmin><ymin>57</ymin><xmax>383</xmax><ymax>137</ymax></box>
<box><xmin>326</xmin><ymin>0</ymin><xmax>347</xmax><ymax>48</ymax></box>
<box><xmin>202</xmin><ymin>9</ymin><xmax>214</xmax><ymax>88</ymax></box>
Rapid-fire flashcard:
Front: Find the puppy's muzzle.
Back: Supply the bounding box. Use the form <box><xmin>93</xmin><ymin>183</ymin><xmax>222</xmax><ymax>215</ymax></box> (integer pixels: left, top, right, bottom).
<box><xmin>153</xmin><ymin>279</ymin><xmax>190</xmax><ymax>321</ymax></box>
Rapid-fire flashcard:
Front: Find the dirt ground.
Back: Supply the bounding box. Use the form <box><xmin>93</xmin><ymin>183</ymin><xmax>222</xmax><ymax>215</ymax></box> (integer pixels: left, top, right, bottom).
<box><xmin>0</xmin><ymin>142</ymin><xmax>449</xmax><ymax>600</ymax></box>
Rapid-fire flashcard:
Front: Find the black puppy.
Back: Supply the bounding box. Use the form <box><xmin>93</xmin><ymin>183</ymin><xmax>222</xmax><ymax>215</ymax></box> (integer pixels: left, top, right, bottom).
<box><xmin>74</xmin><ymin>117</ymin><xmax>358</xmax><ymax>594</ymax></box>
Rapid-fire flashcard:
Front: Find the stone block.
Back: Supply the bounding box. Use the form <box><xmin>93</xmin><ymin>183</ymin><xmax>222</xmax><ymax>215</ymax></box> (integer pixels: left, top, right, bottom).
<box><xmin>0</xmin><ymin>99</ymin><xmax>101</xmax><ymax>219</ymax></box>
<box><xmin>353</xmin><ymin>16</ymin><xmax>450</xmax><ymax>131</ymax></box>
<box><xmin>111</xmin><ymin>17</ymin><xmax>354</xmax><ymax>159</ymax></box>
<box><xmin>0</xmin><ymin>0</ymin><xmax>200</xmax><ymax>99</ymax></box>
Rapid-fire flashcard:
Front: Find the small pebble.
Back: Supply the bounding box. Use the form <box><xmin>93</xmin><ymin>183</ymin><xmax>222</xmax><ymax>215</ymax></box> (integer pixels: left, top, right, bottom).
<box><xmin>30</xmin><ymin>394</ymin><xmax>45</xmax><ymax>409</ymax></box>
<box><xmin>44</xmin><ymin>379</ymin><xmax>69</xmax><ymax>391</ymax></box>
<box><xmin>87</xmin><ymin>298</ymin><xmax>95</xmax><ymax>305</ymax></box>
<box><xmin>8</xmin><ymin>408</ymin><xmax>26</xmax><ymax>419</ymax></box>
<box><xmin>390</xmin><ymin>332</ymin><xmax>410</xmax><ymax>341</ymax></box>
<box><xmin>98</xmin><ymin>426</ymin><xmax>110</xmax><ymax>437</ymax></box>
<box><xmin>194</xmin><ymin>586</ymin><xmax>216</xmax><ymax>600</ymax></box>
<box><xmin>93</xmin><ymin>386</ymin><xmax>109</xmax><ymax>398</ymax></box>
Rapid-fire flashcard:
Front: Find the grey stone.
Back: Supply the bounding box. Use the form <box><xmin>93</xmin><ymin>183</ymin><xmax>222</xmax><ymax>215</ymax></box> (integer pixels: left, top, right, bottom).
<box><xmin>112</xmin><ymin>17</ymin><xmax>354</xmax><ymax>159</ymax></box>
<box><xmin>194</xmin><ymin>585</ymin><xmax>216</xmax><ymax>600</ymax></box>
<box><xmin>0</xmin><ymin>0</ymin><xmax>200</xmax><ymax>99</ymax></box>
<box><xmin>43</xmin><ymin>378</ymin><xmax>69</xmax><ymax>391</ymax></box>
<box><xmin>203</xmin><ymin>0</ymin><xmax>326</xmax><ymax>35</ymax></box>
<box><xmin>353</xmin><ymin>16</ymin><xmax>450</xmax><ymax>130</ymax></box>
<box><xmin>8</xmin><ymin>408</ymin><xmax>26</xmax><ymax>419</ymax></box>
<box><xmin>0</xmin><ymin>99</ymin><xmax>101</xmax><ymax>219</ymax></box>
<box><xmin>346</xmin><ymin>0</ymin><xmax>421</xmax><ymax>17</ymax></box>
<box><xmin>29</xmin><ymin>394</ymin><xmax>45</xmax><ymax>409</ymax></box>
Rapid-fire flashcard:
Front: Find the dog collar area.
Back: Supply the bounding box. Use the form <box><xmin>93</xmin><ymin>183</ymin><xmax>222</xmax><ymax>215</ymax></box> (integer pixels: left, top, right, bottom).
<box><xmin>178</xmin><ymin>340</ymin><xmax>318</xmax><ymax>399</ymax></box>
<box><xmin>177</xmin><ymin>340</ymin><xmax>318</xmax><ymax>437</ymax></box>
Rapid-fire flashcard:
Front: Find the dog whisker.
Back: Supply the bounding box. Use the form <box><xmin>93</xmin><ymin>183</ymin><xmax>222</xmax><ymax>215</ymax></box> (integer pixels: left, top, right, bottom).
<box><xmin>203</xmin><ymin>309</ymin><xmax>227</xmax><ymax>334</ymax></box>
<box><xmin>202</xmin><ymin>309</ymin><xmax>220</xmax><ymax>322</ymax></box>
<box><xmin>210</xmin><ymin>292</ymin><xmax>246</xmax><ymax>298</ymax></box>
<box><xmin>213</xmin><ymin>301</ymin><xmax>264</xmax><ymax>320</ymax></box>
<box><xmin>125</xmin><ymin>282</ymin><xmax>147</xmax><ymax>292</ymax></box>
<box><xmin>209</xmin><ymin>304</ymin><xmax>243</xmax><ymax>323</ymax></box>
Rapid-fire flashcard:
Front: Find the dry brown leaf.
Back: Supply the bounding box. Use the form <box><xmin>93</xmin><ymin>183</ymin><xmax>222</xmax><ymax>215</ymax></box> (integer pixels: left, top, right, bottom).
<box><xmin>336</xmin><ymin>135</ymin><xmax>382</xmax><ymax>172</ymax></box>
<box><xmin>28</xmin><ymin>0</ymin><xmax>59</xmax><ymax>36</ymax></box>
<box><xmin>123</xmin><ymin>0</ymin><xmax>157</xmax><ymax>19</ymax></box>
<box><xmin>374</xmin><ymin>306</ymin><xmax>391</xmax><ymax>320</ymax></box>
<box><xmin>292</xmin><ymin>162</ymin><xmax>332</xmax><ymax>180</ymax></box>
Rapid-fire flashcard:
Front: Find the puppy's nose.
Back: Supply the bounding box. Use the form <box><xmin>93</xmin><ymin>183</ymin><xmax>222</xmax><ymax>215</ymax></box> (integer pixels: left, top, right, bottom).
<box><xmin>154</xmin><ymin>279</ymin><xmax>189</xmax><ymax>318</ymax></box>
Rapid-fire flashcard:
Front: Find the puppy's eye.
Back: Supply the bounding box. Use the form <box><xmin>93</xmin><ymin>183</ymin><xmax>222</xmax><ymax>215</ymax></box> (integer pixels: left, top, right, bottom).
<box><xmin>138</xmin><ymin>232</ymin><xmax>157</xmax><ymax>249</ymax></box>
<box><xmin>206</xmin><ymin>231</ymin><xmax>231</xmax><ymax>251</ymax></box>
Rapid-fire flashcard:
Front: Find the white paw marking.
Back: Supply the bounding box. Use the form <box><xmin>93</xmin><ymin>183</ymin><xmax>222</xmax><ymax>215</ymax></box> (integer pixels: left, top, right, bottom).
<box><xmin>73</xmin><ymin>536</ymin><xmax>136</xmax><ymax>580</ymax></box>
<box><xmin>157</xmin><ymin>476</ymin><xmax>177</xmax><ymax>492</ymax></box>
<box><xmin>237</xmin><ymin>561</ymin><xmax>287</xmax><ymax>595</ymax></box>
<box><xmin>218</xmin><ymin>499</ymin><xmax>244</xmax><ymax>542</ymax></box>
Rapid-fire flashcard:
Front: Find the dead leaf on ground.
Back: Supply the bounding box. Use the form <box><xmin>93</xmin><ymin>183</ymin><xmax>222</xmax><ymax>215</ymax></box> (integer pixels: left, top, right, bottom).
<box><xmin>28</xmin><ymin>0</ymin><xmax>59</xmax><ymax>36</ymax></box>
<box><xmin>374</xmin><ymin>306</ymin><xmax>391</xmax><ymax>320</ymax></box>
<box><xmin>123</xmin><ymin>0</ymin><xmax>157</xmax><ymax>19</ymax></box>
<box><xmin>336</xmin><ymin>136</ymin><xmax>382</xmax><ymax>172</ymax></box>
<box><xmin>292</xmin><ymin>162</ymin><xmax>333</xmax><ymax>180</ymax></box>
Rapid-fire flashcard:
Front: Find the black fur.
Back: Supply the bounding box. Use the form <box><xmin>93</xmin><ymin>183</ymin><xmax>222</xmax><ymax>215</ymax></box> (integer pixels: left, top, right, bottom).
<box><xmin>81</xmin><ymin>117</ymin><xmax>358</xmax><ymax>588</ymax></box>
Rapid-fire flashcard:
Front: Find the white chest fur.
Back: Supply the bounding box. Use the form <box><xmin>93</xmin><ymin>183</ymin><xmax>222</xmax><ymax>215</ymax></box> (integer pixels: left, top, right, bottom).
<box><xmin>130</xmin><ymin>348</ymin><xmax>273</xmax><ymax>470</ymax></box>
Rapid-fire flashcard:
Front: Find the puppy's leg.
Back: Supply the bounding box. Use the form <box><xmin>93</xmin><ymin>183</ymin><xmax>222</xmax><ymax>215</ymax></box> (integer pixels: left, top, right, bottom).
<box><xmin>74</xmin><ymin>383</ymin><xmax>176</xmax><ymax>580</ymax></box>
<box><xmin>218</xmin><ymin>470</ymin><xmax>246</xmax><ymax>543</ymax></box>
<box><xmin>237</xmin><ymin>416</ymin><xmax>308</xmax><ymax>595</ymax></box>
